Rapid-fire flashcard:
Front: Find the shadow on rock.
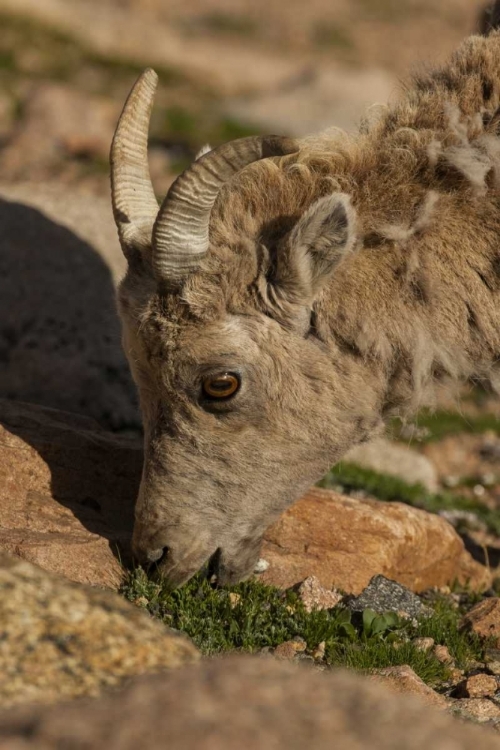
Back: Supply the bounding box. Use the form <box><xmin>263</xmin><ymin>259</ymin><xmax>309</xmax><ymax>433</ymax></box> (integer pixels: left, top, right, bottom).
<box><xmin>462</xmin><ymin>532</ymin><xmax>500</xmax><ymax>571</ymax></box>
<box><xmin>0</xmin><ymin>196</ymin><xmax>139</xmax><ymax>431</ymax></box>
<box><xmin>0</xmin><ymin>398</ymin><xmax>142</xmax><ymax>583</ymax></box>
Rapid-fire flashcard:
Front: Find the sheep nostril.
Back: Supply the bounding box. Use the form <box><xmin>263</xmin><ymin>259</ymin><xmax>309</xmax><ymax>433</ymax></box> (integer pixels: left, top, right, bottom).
<box><xmin>146</xmin><ymin>547</ymin><xmax>165</xmax><ymax>564</ymax></box>
<box><xmin>133</xmin><ymin>546</ymin><xmax>168</xmax><ymax>567</ymax></box>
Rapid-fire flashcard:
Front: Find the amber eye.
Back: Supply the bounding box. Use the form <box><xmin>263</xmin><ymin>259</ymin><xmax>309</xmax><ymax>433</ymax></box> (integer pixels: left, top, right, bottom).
<box><xmin>202</xmin><ymin>372</ymin><xmax>240</xmax><ymax>400</ymax></box>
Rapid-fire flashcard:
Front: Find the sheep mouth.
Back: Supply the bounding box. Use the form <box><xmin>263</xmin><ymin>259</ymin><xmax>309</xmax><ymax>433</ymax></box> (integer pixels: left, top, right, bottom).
<box><xmin>207</xmin><ymin>547</ymin><xmax>223</xmax><ymax>586</ymax></box>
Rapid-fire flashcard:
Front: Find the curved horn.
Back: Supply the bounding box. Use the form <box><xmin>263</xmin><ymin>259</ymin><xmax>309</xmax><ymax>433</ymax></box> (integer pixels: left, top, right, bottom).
<box><xmin>110</xmin><ymin>68</ymin><xmax>159</xmax><ymax>255</ymax></box>
<box><xmin>152</xmin><ymin>135</ymin><xmax>299</xmax><ymax>286</ymax></box>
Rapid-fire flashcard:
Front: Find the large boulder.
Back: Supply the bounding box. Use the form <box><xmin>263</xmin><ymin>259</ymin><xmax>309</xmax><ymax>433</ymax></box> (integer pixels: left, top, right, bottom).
<box><xmin>0</xmin><ymin>656</ymin><xmax>498</xmax><ymax>750</ymax></box>
<box><xmin>260</xmin><ymin>487</ymin><xmax>491</xmax><ymax>593</ymax></box>
<box><xmin>0</xmin><ymin>552</ymin><xmax>199</xmax><ymax>708</ymax></box>
<box><xmin>0</xmin><ymin>399</ymin><xmax>490</xmax><ymax>594</ymax></box>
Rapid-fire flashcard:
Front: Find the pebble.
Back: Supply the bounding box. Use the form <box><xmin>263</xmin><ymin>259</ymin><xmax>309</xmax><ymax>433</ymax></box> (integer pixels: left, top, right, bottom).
<box><xmin>311</xmin><ymin>641</ymin><xmax>326</xmax><ymax>662</ymax></box>
<box><xmin>456</xmin><ymin>674</ymin><xmax>498</xmax><ymax>699</ymax></box>
<box><xmin>347</xmin><ymin>575</ymin><xmax>429</xmax><ymax>619</ymax></box>
<box><xmin>485</xmin><ymin>648</ymin><xmax>500</xmax><ymax>675</ymax></box>
<box><xmin>433</xmin><ymin>645</ymin><xmax>454</xmax><ymax>665</ymax></box>
<box><xmin>254</xmin><ymin>559</ymin><xmax>269</xmax><ymax>574</ymax></box>
<box><xmin>461</xmin><ymin>598</ymin><xmax>500</xmax><ymax>647</ymax></box>
<box><xmin>274</xmin><ymin>638</ymin><xmax>307</xmax><ymax>660</ymax></box>
<box><xmin>297</xmin><ymin>576</ymin><xmax>343</xmax><ymax>614</ymax></box>
<box><xmin>452</xmin><ymin>698</ymin><xmax>500</xmax><ymax>723</ymax></box>
<box><xmin>228</xmin><ymin>593</ymin><xmax>241</xmax><ymax>609</ymax></box>
<box><xmin>412</xmin><ymin>637</ymin><xmax>435</xmax><ymax>653</ymax></box>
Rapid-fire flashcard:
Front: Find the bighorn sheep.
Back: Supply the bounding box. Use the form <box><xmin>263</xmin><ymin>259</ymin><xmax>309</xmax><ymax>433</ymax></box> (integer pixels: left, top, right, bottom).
<box><xmin>111</xmin><ymin>11</ymin><xmax>500</xmax><ymax>587</ymax></box>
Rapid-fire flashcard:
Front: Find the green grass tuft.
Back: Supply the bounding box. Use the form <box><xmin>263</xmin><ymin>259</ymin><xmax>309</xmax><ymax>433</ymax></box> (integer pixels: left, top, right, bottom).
<box><xmin>319</xmin><ymin>462</ymin><xmax>500</xmax><ymax>536</ymax></box>
<box><xmin>121</xmin><ymin>571</ymin><xmax>486</xmax><ymax>686</ymax></box>
<box><xmin>392</xmin><ymin>409</ymin><xmax>500</xmax><ymax>443</ymax></box>
<box><xmin>313</xmin><ymin>23</ymin><xmax>354</xmax><ymax>50</ymax></box>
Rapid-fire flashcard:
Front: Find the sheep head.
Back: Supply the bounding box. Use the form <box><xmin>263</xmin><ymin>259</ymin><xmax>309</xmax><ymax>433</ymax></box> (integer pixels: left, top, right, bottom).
<box><xmin>111</xmin><ymin>70</ymin><xmax>373</xmax><ymax>587</ymax></box>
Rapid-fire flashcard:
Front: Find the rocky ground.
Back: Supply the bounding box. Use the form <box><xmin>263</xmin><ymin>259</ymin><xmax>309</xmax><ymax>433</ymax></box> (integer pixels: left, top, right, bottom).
<box><xmin>2</xmin><ymin>0</ymin><xmax>500</xmax><ymax>747</ymax></box>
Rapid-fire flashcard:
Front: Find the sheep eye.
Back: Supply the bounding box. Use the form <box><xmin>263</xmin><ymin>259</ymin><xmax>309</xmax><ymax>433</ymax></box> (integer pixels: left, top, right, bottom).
<box><xmin>202</xmin><ymin>373</ymin><xmax>240</xmax><ymax>399</ymax></box>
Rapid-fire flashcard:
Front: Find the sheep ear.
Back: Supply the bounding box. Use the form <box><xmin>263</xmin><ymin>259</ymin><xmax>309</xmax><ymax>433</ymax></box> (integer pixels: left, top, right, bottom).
<box><xmin>279</xmin><ymin>193</ymin><xmax>357</xmax><ymax>301</ymax></box>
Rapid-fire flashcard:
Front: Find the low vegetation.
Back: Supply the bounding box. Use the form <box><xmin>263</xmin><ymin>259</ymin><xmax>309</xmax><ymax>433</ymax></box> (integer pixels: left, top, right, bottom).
<box><xmin>319</xmin><ymin>462</ymin><xmax>500</xmax><ymax>536</ymax></box>
<box><xmin>122</xmin><ymin>570</ymin><xmax>486</xmax><ymax>688</ymax></box>
<box><xmin>392</xmin><ymin>409</ymin><xmax>500</xmax><ymax>443</ymax></box>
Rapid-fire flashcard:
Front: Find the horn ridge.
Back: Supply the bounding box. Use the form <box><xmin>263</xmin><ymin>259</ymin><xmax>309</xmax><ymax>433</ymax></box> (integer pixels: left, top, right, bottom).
<box><xmin>152</xmin><ymin>135</ymin><xmax>299</xmax><ymax>286</ymax></box>
<box><xmin>110</xmin><ymin>68</ymin><xmax>159</xmax><ymax>255</ymax></box>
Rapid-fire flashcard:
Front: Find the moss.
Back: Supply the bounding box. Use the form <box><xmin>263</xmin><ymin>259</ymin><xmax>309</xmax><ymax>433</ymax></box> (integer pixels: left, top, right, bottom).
<box><xmin>215</xmin><ymin>117</ymin><xmax>257</xmax><ymax>142</ymax></box>
<box><xmin>121</xmin><ymin>571</ymin><xmax>485</xmax><ymax>687</ymax></box>
<box><xmin>319</xmin><ymin>462</ymin><xmax>500</xmax><ymax>535</ymax></box>
<box><xmin>0</xmin><ymin>12</ymin><xmax>186</xmax><ymax>93</ymax></box>
<box><xmin>313</xmin><ymin>23</ymin><xmax>354</xmax><ymax>51</ymax></box>
<box><xmin>158</xmin><ymin>106</ymin><xmax>258</xmax><ymax>171</ymax></box>
<box><xmin>353</xmin><ymin>0</ymin><xmax>429</xmax><ymax>22</ymax></box>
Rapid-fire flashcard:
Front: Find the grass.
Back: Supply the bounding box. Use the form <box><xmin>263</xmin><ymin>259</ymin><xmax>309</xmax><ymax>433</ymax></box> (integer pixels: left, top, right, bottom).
<box><xmin>0</xmin><ymin>12</ymin><xmax>190</xmax><ymax>99</ymax></box>
<box><xmin>392</xmin><ymin>409</ymin><xmax>500</xmax><ymax>443</ymax></box>
<box><xmin>319</xmin><ymin>462</ymin><xmax>500</xmax><ymax>536</ymax></box>
<box><xmin>163</xmin><ymin>106</ymin><xmax>258</xmax><ymax>153</ymax></box>
<box><xmin>121</xmin><ymin>570</ymin><xmax>486</xmax><ymax>687</ymax></box>
<box><xmin>313</xmin><ymin>23</ymin><xmax>354</xmax><ymax>51</ymax></box>
<box><xmin>0</xmin><ymin>11</ymin><xmax>258</xmax><ymax>178</ymax></box>
<box><xmin>0</xmin><ymin>13</ymin><xmax>183</xmax><ymax>83</ymax></box>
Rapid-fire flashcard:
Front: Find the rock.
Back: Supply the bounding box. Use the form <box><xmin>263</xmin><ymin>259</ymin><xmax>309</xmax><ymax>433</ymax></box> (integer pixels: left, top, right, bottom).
<box><xmin>0</xmin><ymin>182</ymin><xmax>138</xmax><ymax>430</ymax></box>
<box><xmin>371</xmin><ymin>665</ymin><xmax>447</xmax><ymax>709</ymax></box>
<box><xmin>412</xmin><ymin>637</ymin><xmax>435</xmax><ymax>652</ymax></box>
<box><xmin>253</xmin><ymin>558</ymin><xmax>269</xmax><ymax>574</ymax></box>
<box><xmin>456</xmin><ymin>674</ymin><xmax>498</xmax><ymax>699</ymax></box>
<box><xmin>311</xmin><ymin>641</ymin><xmax>326</xmax><ymax>661</ymax></box>
<box><xmin>451</xmin><ymin>698</ymin><xmax>500</xmax><ymax>724</ymax></box>
<box><xmin>0</xmin><ymin>401</ymin><xmax>491</xmax><ymax>595</ymax></box>
<box><xmin>228</xmin><ymin>593</ymin><xmax>241</xmax><ymax>608</ymax></box>
<box><xmin>461</xmin><ymin>599</ymin><xmax>500</xmax><ymax>647</ymax></box>
<box><xmin>296</xmin><ymin>576</ymin><xmax>343</xmax><ymax>613</ymax></box>
<box><xmin>0</xmin><ymin>399</ymin><xmax>140</xmax><ymax>588</ymax></box>
<box><xmin>344</xmin><ymin>438</ymin><xmax>438</xmax><ymax>492</ymax></box>
<box><xmin>261</xmin><ymin>488</ymin><xmax>491</xmax><ymax>594</ymax></box>
<box><xmin>433</xmin><ymin>645</ymin><xmax>454</xmax><ymax>665</ymax></box>
<box><xmin>273</xmin><ymin>638</ymin><xmax>306</xmax><ymax>660</ymax></box>
<box><xmin>0</xmin><ymin>551</ymin><xmax>199</xmax><ymax>707</ymax></box>
<box><xmin>1</xmin><ymin>656</ymin><xmax>498</xmax><ymax>750</ymax></box>
<box><xmin>484</xmin><ymin>648</ymin><xmax>500</xmax><ymax>675</ymax></box>
<box><xmin>422</xmin><ymin>433</ymin><xmax>500</xmax><ymax>485</ymax></box>
<box><xmin>347</xmin><ymin>575</ymin><xmax>429</xmax><ymax>619</ymax></box>
<box><xmin>449</xmin><ymin>668</ymin><xmax>465</xmax><ymax>685</ymax></box>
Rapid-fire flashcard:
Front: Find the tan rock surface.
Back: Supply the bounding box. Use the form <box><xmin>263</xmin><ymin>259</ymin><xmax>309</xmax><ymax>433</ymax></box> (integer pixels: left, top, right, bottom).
<box><xmin>371</xmin><ymin>665</ymin><xmax>447</xmax><ymax>709</ymax></box>
<box><xmin>260</xmin><ymin>488</ymin><xmax>491</xmax><ymax>594</ymax></box>
<box><xmin>0</xmin><ymin>552</ymin><xmax>199</xmax><ymax>707</ymax></box>
<box><xmin>457</xmin><ymin>674</ymin><xmax>498</xmax><ymax>699</ymax></box>
<box><xmin>461</xmin><ymin>599</ymin><xmax>500</xmax><ymax>647</ymax></box>
<box><xmin>0</xmin><ymin>400</ymin><xmax>491</xmax><ymax>594</ymax></box>
<box><xmin>452</xmin><ymin>698</ymin><xmax>500</xmax><ymax>724</ymax></box>
<box><xmin>0</xmin><ymin>398</ymin><xmax>140</xmax><ymax>588</ymax></box>
<box><xmin>0</xmin><ymin>657</ymin><xmax>498</xmax><ymax>750</ymax></box>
